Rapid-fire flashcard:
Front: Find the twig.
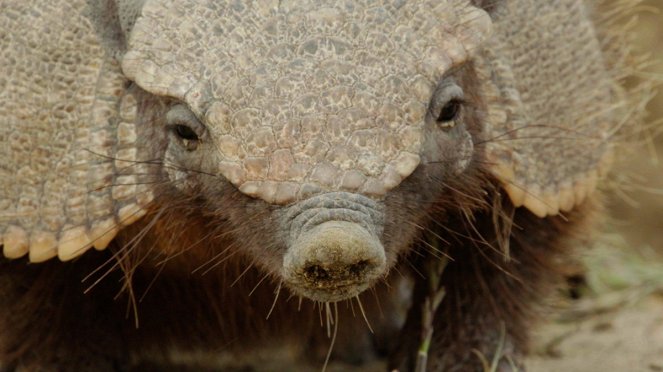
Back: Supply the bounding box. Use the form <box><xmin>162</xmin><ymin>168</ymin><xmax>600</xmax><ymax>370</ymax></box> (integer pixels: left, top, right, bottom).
<box><xmin>415</xmin><ymin>248</ymin><xmax>449</xmax><ymax>372</ymax></box>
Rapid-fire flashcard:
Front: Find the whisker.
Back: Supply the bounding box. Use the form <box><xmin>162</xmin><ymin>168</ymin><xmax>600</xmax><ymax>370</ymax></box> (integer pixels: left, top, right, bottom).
<box><xmin>348</xmin><ymin>297</ymin><xmax>356</xmax><ymax>317</ymax></box>
<box><xmin>191</xmin><ymin>242</ymin><xmax>237</xmax><ymax>275</ymax></box>
<box><xmin>355</xmin><ymin>295</ymin><xmax>374</xmax><ymax>334</ymax></box>
<box><xmin>325</xmin><ymin>302</ymin><xmax>333</xmax><ymax>338</ymax></box>
<box><xmin>154</xmin><ymin>228</ymin><xmax>216</xmax><ymax>266</ymax></box>
<box><xmin>139</xmin><ymin>257</ymin><xmax>166</xmax><ymax>303</ymax></box>
<box><xmin>370</xmin><ymin>287</ymin><xmax>384</xmax><ymax>319</ymax></box>
<box><xmin>89</xmin><ymin>179</ymin><xmax>175</xmax><ymax>194</ymax></box>
<box><xmin>390</xmin><ymin>263</ymin><xmax>407</xmax><ymax>281</ymax></box>
<box><xmin>81</xmin><ymin>207</ymin><xmax>160</xmax><ymax>284</ymax></box>
<box><xmin>413</xmin><ymin>234</ymin><xmax>452</xmax><ymax>261</ymax></box>
<box><xmin>406</xmin><ymin>221</ymin><xmax>452</xmax><ymax>247</ymax></box>
<box><xmin>249</xmin><ymin>273</ymin><xmax>271</xmax><ymax>297</ymax></box>
<box><xmin>321</xmin><ymin>302</ymin><xmax>339</xmax><ymax>372</ymax></box>
<box><xmin>83</xmin><ymin>148</ymin><xmax>221</xmax><ymax>178</ymax></box>
<box><xmin>199</xmin><ymin>250</ymin><xmax>240</xmax><ymax>276</ymax></box>
<box><xmin>474</xmin><ymin>244</ymin><xmax>522</xmax><ymax>283</ymax></box>
<box><xmin>230</xmin><ymin>263</ymin><xmax>255</xmax><ymax>287</ymax></box>
<box><xmin>266</xmin><ymin>281</ymin><xmax>282</xmax><ymax>320</ymax></box>
<box><xmin>404</xmin><ymin>255</ymin><xmax>425</xmax><ymax>279</ymax></box>
<box><xmin>318</xmin><ymin>301</ymin><xmax>324</xmax><ymax>327</ymax></box>
<box><xmin>83</xmin><ymin>207</ymin><xmax>162</xmax><ymax>294</ymax></box>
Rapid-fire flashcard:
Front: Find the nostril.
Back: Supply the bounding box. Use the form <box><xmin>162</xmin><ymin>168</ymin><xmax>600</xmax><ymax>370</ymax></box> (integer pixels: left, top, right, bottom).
<box><xmin>284</xmin><ymin>221</ymin><xmax>387</xmax><ymax>301</ymax></box>
<box><xmin>348</xmin><ymin>260</ymin><xmax>370</xmax><ymax>277</ymax></box>
<box><xmin>302</xmin><ymin>260</ymin><xmax>375</xmax><ymax>285</ymax></box>
<box><xmin>304</xmin><ymin>264</ymin><xmax>330</xmax><ymax>281</ymax></box>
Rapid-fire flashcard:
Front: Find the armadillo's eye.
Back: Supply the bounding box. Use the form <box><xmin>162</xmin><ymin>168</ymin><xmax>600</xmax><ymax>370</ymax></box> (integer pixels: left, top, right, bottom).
<box><xmin>174</xmin><ymin>124</ymin><xmax>199</xmax><ymax>141</ymax></box>
<box><xmin>429</xmin><ymin>80</ymin><xmax>464</xmax><ymax>130</ymax></box>
<box><xmin>437</xmin><ymin>99</ymin><xmax>463</xmax><ymax>124</ymax></box>
<box><xmin>172</xmin><ymin>124</ymin><xmax>200</xmax><ymax>151</ymax></box>
<box><xmin>166</xmin><ymin>104</ymin><xmax>205</xmax><ymax>151</ymax></box>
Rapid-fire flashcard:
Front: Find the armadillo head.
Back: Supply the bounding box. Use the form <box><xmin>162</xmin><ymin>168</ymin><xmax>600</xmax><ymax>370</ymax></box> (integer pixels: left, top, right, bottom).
<box><xmin>0</xmin><ymin>0</ymin><xmax>627</xmax><ymax>298</ymax></box>
<box><xmin>120</xmin><ymin>0</ymin><xmax>492</xmax><ymax>302</ymax></box>
<box><xmin>123</xmin><ymin>0</ymin><xmax>490</xmax><ymax>202</ymax></box>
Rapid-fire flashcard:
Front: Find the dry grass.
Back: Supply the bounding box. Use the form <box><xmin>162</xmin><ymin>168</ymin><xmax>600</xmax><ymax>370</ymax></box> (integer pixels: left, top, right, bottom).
<box><xmin>608</xmin><ymin>0</ymin><xmax>663</xmax><ymax>253</ymax></box>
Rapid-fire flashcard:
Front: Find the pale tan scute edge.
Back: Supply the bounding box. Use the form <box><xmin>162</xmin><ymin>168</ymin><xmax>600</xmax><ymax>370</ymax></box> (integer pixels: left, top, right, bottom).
<box><xmin>491</xmin><ymin>151</ymin><xmax>613</xmax><ymax>218</ymax></box>
<box><xmin>0</xmin><ymin>0</ymin><xmax>153</xmax><ymax>263</ymax></box>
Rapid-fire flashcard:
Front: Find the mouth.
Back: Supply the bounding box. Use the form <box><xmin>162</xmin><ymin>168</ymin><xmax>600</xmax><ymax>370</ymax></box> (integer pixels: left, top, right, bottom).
<box><xmin>284</xmin><ymin>279</ymin><xmax>374</xmax><ymax>303</ymax></box>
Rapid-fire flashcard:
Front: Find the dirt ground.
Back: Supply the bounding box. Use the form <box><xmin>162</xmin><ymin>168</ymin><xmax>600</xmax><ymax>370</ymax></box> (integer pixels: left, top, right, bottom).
<box><xmin>527</xmin><ymin>297</ymin><xmax>663</xmax><ymax>372</ymax></box>
<box><xmin>525</xmin><ymin>237</ymin><xmax>663</xmax><ymax>372</ymax></box>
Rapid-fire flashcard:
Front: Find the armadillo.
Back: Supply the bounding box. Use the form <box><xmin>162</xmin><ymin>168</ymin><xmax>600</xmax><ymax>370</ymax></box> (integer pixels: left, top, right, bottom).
<box><xmin>0</xmin><ymin>0</ymin><xmax>637</xmax><ymax>370</ymax></box>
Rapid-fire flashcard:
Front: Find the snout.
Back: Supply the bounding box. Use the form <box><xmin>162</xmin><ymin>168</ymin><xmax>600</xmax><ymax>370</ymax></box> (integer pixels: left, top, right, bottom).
<box><xmin>283</xmin><ymin>221</ymin><xmax>386</xmax><ymax>302</ymax></box>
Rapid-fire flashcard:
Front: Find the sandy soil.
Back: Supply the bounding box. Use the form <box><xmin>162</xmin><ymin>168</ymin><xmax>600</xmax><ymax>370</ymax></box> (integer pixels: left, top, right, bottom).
<box><xmin>526</xmin><ymin>296</ymin><xmax>663</xmax><ymax>372</ymax></box>
<box><xmin>523</xmin><ymin>236</ymin><xmax>663</xmax><ymax>372</ymax></box>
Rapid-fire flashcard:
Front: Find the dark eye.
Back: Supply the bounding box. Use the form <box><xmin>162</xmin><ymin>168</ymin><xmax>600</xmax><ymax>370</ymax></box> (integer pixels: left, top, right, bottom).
<box><xmin>174</xmin><ymin>124</ymin><xmax>199</xmax><ymax>141</ymax></box>
<box><xmin>166</xmin><ymin>105</ymin><xmax>205</xmax><ymax>151</ymax></box>
<box><xmin>436</xmin><ymin>99</ymin><xmax>462</xmax><ymax>124</ymax></box>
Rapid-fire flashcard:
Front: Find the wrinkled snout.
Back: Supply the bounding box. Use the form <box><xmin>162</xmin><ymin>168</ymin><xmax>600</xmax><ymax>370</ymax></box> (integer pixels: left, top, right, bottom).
<box><xmin>284</xmin><ymin>221</ymin><xmax>386</xmax><ymax>302</ymax></box>
<box><xmin>281</xmin><ymin>193</ymin><xmax>386</xmax><ymax>302</ymax></box>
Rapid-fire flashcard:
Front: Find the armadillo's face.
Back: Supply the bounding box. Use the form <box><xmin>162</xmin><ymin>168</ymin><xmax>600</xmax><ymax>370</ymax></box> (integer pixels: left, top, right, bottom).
<box><xmin>123</xmin><ymin>0</ymin><xmax>492</xmax><ymax>302</ymax></box>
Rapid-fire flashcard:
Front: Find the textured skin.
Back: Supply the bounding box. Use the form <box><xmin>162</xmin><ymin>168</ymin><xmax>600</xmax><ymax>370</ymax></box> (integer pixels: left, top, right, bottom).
<box><xmin>478</xmin><ymin>0</ymin><xmax>618</xmax><ymax>217</ymax></box>
<box><xmin>0</xmin><ymin>0</ymin><xmax>153</xmax><ymax>262</ymax></box>
<box><xmin>122</xmin><ymin>0</ymin><xmax>490</xmax><ymax>203</ymax></box>
<box><xmin>0</xmin><ymin>0</ymin><xmax>622</xmax><ymax>262</ymax></box>
<box><xmin>0</xmin><ymin>0</ymin><xmax>619</xmax><ymax>261</ymax></box>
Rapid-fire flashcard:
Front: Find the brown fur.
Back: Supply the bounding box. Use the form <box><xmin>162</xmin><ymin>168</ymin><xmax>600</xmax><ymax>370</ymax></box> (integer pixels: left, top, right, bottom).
<box><xmin>0</xmin><ymin>55</ymin><xmax>601</xmax><ymax>372</ymax></box>
<box><xmin>391</xmin><ymin>196</ymin><xmax>598</xmax><ymax>371</ymax></box>
<box><xmin>0</xmin><ymin>186</ymin><xmax>597</xmax><ymax>371</ymax></box>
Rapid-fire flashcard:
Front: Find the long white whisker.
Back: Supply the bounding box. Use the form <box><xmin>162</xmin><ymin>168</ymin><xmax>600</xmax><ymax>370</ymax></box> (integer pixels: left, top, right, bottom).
<box><xmin>230</xmin><ymin>263</ymin><xmax>254</xmax><ymax>287</ymax></box>
<box><xmin>248</xmin><ymin>273</ymin><xmax>270</xmax><ymax>297</ymax></box>
<box><xmin>321</xmin><ymin>302</ymin><xmax>339</xmax><ymax>372</ymax></box>
<box><xmin>325</xmin><ymin>302</ymin><xmax>332</xmax><ymax>338</ymax></box>
<box><xmin>266</xmin><ymin>281</ymin><xmax>282</xmax><ymax>320</ymax></box>
<box><xmin>356</xmin><ymin>295</ymin><xmax>374</xmax><ymax>334</ymax></box>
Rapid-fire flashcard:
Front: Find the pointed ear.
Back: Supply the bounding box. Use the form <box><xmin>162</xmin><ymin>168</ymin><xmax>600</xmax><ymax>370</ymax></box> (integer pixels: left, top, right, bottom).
<box><xmin>0</xmin><ymin>0</ymin><xmax>152</xmax><ymax>262</ymax></box>
<box><xmin>88</xmin><ymin>0</ymin><xmax>147</xmax><ymax>55</ymax></box>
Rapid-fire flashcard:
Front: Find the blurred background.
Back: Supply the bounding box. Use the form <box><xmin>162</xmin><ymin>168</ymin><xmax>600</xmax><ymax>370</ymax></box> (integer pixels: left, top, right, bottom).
<box><xmin>527</xmin><ymin>2</ymin><xmax>663</xmax><ymax>371</ymax></box>
<box><xmin>609</xmin><ymin>0</ymin><xmax>663</xmax><ymax>255</ymax></box>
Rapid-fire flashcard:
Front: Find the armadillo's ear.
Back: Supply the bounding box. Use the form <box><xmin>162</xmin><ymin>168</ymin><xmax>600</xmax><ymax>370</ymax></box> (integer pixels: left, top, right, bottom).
<box><xmin>89</xmin><ymin>0</ymin><xmax>147</xmax><ymax>54</ymax></box>
<box><xmin>0</xmin><ymin>0</ymin><xmax>152</xmax><ymax>262</ymax></box>
<box><xmin>478</xmin><ymin>1</ymin><xmax>625</xmax><ymax>218</ymax></box>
